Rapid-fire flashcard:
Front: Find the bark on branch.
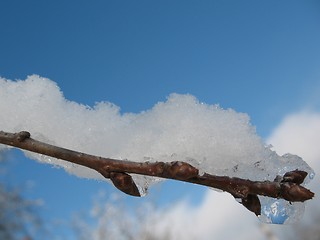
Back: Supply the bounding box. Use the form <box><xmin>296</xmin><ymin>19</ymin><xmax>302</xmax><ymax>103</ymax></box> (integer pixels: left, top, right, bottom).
<box><xmin>0</xmin><ymin>130</ymin><xmax>314</xmax><ymax>216</ymax></box>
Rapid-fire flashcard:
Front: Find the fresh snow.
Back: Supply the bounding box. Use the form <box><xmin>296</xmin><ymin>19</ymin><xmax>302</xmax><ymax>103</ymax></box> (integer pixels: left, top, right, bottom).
<box><xmin>0</xmin><ymin>75</ymin><xmax>314</xmax><ymax>223</ymax></box>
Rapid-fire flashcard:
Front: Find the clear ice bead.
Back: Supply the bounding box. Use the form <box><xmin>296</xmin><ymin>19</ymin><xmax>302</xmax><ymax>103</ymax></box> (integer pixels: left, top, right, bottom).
<box><xmin>258</xmin><ymin>196</ymin><xmax>305</xmax><ymax>224</ymax></box>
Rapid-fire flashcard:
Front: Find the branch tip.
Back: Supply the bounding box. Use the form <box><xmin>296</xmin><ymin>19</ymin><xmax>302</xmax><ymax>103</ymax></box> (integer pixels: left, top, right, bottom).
<box><xmin>280</xmin><ymin>183</ymin><xmax>315</xmax><ymax>202</ymax></box>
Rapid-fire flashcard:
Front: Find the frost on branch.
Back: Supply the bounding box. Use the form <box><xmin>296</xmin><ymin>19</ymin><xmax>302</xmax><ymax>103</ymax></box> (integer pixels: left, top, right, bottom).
<box><xmin>0</xmin><ymin>75</ymin><xmax>315</xmax><ymax>224</ymax></box>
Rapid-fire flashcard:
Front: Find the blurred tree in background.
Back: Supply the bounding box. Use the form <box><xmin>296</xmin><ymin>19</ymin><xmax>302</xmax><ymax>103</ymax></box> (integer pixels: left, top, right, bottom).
<box><xmin>0</xmin><ymin>153</ymin><xmax>43</xmax><ymax>240</ymax></box>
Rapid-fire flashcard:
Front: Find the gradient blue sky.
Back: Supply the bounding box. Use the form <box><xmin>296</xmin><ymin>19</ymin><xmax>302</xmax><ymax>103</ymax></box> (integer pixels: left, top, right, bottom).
<box><xmin>1</xmin><ymin>0</ymin><xmax>320</xmax><ymax>237</ymax></box>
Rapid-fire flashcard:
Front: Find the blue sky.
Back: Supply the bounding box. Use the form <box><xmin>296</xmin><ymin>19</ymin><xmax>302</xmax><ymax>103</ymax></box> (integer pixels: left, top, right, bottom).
<box><xmin>1</xmin><ymin>1</ymin><xmax>320</xmax><ymax>238</ymax></box>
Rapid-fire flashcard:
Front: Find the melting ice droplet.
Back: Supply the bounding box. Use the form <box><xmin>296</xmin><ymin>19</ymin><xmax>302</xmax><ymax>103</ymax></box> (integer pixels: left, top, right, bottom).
<box><xmin>259</xmin><ymin>197</ymin><xmax>305</xmax><ymax>224</ymax></box>
<box><xmin>260</xmin><ymin>199</ymin><xmax>288</xmax><ymax>224</ymax></box>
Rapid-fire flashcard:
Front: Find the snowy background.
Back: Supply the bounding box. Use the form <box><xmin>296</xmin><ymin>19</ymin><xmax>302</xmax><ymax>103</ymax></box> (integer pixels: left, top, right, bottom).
<box><xmin>1</xmin><ymin>1</ymin><xmax>320</xmax><ymax>239</ymax></box>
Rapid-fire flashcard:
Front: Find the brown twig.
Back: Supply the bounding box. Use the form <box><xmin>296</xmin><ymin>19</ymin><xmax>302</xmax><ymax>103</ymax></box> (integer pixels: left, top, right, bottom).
<box><xmin>0</xmin><ymin>130</ymin><xmax>314</xmax><ymax>216</ymax></box>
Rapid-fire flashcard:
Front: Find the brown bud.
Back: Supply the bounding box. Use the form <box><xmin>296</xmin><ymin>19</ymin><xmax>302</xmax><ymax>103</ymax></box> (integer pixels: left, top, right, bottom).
<box><xmin>110</xmin><ymin>172</ymin><xmax>141</xmax><ymax>197</ymax></box>
<box><xmin>280</xmin><ymin>182</ymin><xmax>314</xmax><ymax>202</ymax></box>
<box><xmin>241</xmin><ymin>194</ymin><xmax>261</xmax><ymax>216</ymax></box>
<box><xmin>169</xmin><ymin>161</ymin><xmax>199</xmax><ymax>180</ymax></box>
<box><xmin>282</xmin><ymin>170</ymin><xmax>308</xmax><ymax>184</ymax></box>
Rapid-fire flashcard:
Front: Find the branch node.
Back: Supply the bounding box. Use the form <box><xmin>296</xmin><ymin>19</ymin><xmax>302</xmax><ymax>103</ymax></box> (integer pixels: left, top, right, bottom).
<box><xmin>168</xmin><ymin>161</ymin><xmax>199</xmax><ymax>180</ymax></box>
<box><xmin>16</xmin><ymin>131</ymin><xmax>31</xmax><ymax>142</ymax></box>
<box><xmin>232</xmin><ymin>185</ymin><xmax>250</xmax><ymax>198</ymax></box>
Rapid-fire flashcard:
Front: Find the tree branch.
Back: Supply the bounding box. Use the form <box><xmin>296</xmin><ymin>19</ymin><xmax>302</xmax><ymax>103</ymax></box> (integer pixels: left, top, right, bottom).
<box><xmin>0</xmin><ymin>130</ymin><xmax>314</xmax><ymax>216</ymax></box>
